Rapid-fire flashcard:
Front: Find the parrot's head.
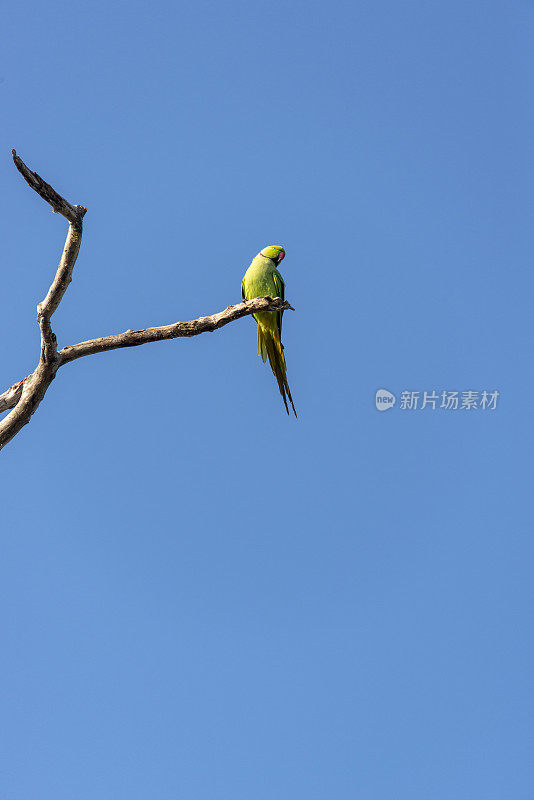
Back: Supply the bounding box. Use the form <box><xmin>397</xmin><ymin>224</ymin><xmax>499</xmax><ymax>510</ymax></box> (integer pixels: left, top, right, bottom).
<box><xmin>260</xmin><ymin>245</ymin><xmax>285</xmax><ymax>265</ymax></box>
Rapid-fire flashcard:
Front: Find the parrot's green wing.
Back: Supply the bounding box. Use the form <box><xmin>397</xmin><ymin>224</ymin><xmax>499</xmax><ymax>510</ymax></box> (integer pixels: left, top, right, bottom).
<box><xmin>241</xmin><ymin>276</ymin><xmax>246</xmax><ymax>300</ymax></box>
<box><xmin>272</xmin><ymin>269</ymin><xmax>285</xmax><ymax>339</ymax></box>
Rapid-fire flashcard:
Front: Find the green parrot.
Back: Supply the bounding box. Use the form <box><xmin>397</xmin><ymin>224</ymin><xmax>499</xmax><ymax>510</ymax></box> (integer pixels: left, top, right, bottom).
<box><xmin>241</xmin><ymin>245</ymin><xmax>297</xmax><ymax>417</ymax></box>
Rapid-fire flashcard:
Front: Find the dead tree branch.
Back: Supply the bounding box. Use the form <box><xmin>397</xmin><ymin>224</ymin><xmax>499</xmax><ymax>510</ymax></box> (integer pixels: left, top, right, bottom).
<box><xmin>58</xmin><ymin>296</ymin><xmax>292</xmax><ymax>365</ymax></box>
<box><xmin>0</xmin><ymin>152</ymin><xmax>292</xmax><ymax>451</ymax></box>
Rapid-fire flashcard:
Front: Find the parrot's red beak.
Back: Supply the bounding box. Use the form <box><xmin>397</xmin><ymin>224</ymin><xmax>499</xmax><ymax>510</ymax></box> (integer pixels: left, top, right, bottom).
<box><xmin>277</xmin><ymin>251</ymin><xmax>285</xmax><ymax>264</ymax></box>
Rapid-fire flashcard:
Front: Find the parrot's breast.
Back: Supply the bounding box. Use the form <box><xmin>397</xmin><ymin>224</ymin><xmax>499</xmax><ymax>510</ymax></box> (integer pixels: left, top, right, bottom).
<box><xmin>243</xmin><ymin>257</ymin><xmax>280</xmax><ymax>333</ymax></box>
<box><xmin>243</xmin><ymin>257</ymin><xmax>277</xmax><ymax>300</ymax></box>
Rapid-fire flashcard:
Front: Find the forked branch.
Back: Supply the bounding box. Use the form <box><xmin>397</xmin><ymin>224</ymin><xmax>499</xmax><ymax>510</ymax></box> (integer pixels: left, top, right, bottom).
<box><xmin>0</xmin><ymin>152</ymin><xmax>292</xmax><ymax>451</ymax></box>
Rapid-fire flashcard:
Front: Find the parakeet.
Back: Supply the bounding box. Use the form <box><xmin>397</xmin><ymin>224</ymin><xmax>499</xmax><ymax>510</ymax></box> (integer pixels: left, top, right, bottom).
<box><xmin>241</xmin><ymin>245</ymin><xmax>297</xmax><ymax>417</ymax></box>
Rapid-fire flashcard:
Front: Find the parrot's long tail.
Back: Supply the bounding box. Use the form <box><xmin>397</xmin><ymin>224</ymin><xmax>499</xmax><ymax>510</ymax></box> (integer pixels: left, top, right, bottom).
<box><xmin>257</xmin><ymin>326</ymin><xmax>297</xmax><ymax>418</ymax></box>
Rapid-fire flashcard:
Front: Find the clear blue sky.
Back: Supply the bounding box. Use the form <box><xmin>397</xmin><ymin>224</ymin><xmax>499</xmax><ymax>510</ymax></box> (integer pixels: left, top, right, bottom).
<box><xmin>1</xmin><ymin>1</ymin><xmax>532</xmax><ymax>797</ymax></box>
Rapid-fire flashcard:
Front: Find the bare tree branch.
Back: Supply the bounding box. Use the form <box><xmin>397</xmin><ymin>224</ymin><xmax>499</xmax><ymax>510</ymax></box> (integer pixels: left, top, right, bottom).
<box><xmin>12</xmin><ymin>150</ymin><xmax>88</xmax><ymax>366</ymax></box>
<box><xmin>12</xmin><ymin>150</ymin><xmax>87</xmax><ymax>223</ymax></box>
<box><xmin>58</xmin><ymin>297</ymin><xmax>292</xmax><ymax>365</ymax></box>
<box><xmin>1</xmin><ymin>152</ymin><xmax>293</xmax><ymax>451</ymax></box>
<box><xmin>0</xmin><ymin>380</ymin><xmax>24</xmax><ymax>414</ymax></box>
